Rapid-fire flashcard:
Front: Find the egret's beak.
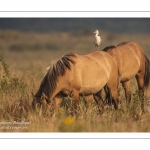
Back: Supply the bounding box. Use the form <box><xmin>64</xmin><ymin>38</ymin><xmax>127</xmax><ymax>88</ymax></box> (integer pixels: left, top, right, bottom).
<box><xmin>93</xmin><ymin>31</ymin><xmax>96</xmax><ymax>33</ymax></box>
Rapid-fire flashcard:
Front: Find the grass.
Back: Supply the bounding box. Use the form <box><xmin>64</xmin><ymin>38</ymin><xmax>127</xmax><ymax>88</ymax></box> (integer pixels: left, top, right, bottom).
<box><xmin>0</xmin><ymin>30</ymin><xmax>150</xmax><ymax>132</ymax></box>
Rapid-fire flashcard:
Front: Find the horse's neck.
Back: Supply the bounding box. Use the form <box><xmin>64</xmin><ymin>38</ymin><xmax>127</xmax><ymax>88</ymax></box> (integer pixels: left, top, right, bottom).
<box><xmin>43</xmin><ymin>88</ymin><xmax>50</xmax><ymax>100</ymax></box>
<box><xmin>35</xmin><ymin>86</ymin><xmax>50</xmax><ymax>100</ymax></box>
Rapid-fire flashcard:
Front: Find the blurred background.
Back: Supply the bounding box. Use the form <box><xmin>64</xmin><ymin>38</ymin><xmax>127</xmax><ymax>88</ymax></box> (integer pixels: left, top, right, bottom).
<box><xmin>0</xmin><ymin>18</ymin><xmax>150</xmax><ymax>75</ymax></box>
<box><xmin>0</xmin><ymin>18</ymin><xmax>150</xmax><ymax>54</ymax></box>
<box><xmin>0</xmin><ymin>18</ymin><xmax>150</xmax><ymax>34</ymax></box>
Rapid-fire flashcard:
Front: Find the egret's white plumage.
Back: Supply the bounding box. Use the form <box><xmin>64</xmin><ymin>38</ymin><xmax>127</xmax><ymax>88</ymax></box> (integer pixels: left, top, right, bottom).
<box><xmin>93</xmin><ymin>30</ymin><xmax>102</xmax><ymax>50</ymax></box>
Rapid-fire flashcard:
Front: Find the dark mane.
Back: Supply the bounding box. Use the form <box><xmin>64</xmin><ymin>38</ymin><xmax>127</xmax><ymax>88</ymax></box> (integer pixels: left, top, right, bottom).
<box><xmin>117</xmin><ymin>42</ymin><xmax>129</xmax><ymax>46</ymax></box>
<box><xmin>35</xmin><ymin>52</ymin><xmax>76</xmax><ymax>98</ymax></box>
<box><xmin>102</xmin><ymin>42</ymin><xmax>130</xmax><ymax>52</ymax></box>
<box><xmin>102</xmin><ymin>46</ymin><xmax>116</xmax><ymax>52</ymax></box>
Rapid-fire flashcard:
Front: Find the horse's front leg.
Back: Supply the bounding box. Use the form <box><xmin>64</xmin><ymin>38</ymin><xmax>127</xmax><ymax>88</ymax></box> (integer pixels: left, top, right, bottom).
<box><xmin>49</xmin><ymin>98</ymin><xmax>56</xmax><ymax>116</ymax></box>
<box><xmin>72</xmin><ymin>89</ymin><xmax>80</xmax><ymax>117</ymax></box>
<box><xmin>122</xmin><ymin>81</ymin><xmax>131</xmax><ymax>106</ymax></box>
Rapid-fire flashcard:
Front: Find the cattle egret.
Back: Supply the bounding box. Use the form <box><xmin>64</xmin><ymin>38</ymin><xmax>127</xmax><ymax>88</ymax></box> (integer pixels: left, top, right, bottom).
<box><xmin>93</xmin><ymin>30</ymin><xmax>102</xmax><ymax>50</ymax></box>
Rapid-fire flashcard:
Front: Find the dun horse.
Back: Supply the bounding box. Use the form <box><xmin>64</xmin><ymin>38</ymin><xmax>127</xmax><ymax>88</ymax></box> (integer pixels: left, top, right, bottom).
<box><xmin>103</xmin><ymin>41</ymin><xmax>150</xmax><ymax>113</ymax></box>
<box><xmin>32</xmin><ymin>51</ymin><xmax>119</xmax><ymax>115</ymax></box>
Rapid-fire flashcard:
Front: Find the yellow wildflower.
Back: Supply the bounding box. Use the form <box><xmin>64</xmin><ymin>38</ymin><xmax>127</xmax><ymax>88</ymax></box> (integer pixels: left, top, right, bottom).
<box><xmin>64</xmin><ymin>117</ymin><xmax>75</xmax><ymax>125</ymax></box>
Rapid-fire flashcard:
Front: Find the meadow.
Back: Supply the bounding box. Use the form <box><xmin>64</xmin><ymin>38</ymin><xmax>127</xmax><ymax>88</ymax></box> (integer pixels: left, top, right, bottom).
<box><xmin>0</xmin><ymin>30</ymin><xmax>150</xmax><ymax>132</ymax></box>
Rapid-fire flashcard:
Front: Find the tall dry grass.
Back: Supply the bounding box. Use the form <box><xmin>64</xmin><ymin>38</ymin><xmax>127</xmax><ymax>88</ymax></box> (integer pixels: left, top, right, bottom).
<box><xmin>0</xmin><ymin>30</ymin><xmax>150</xmax><ymax>132</ymax></box>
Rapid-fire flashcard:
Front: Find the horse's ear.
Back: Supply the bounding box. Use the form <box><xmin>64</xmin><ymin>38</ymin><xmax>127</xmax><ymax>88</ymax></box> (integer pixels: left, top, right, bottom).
<box><xmin>31</xmin><ymin>92</ymin><xmax>35</xmax><ymax>97</ymax></box>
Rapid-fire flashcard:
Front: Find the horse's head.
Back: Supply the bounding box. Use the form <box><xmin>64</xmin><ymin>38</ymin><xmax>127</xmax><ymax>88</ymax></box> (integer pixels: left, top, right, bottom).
<box><xmin>31</xmin><ymin>92</ymin><xmax>49</xmax><ymax>109</ymax></box>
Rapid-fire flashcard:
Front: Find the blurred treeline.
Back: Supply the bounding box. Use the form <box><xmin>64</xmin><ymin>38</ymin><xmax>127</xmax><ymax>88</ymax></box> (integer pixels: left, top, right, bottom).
<box><xmin>0</xmin><ymin>18</ymin><xmax>150</xmax><ymax>34</ymax></box>
<box><xmin>0</xmin><ymin>18</ymin><xmax>150</xmax><ymax>57</ymax></box>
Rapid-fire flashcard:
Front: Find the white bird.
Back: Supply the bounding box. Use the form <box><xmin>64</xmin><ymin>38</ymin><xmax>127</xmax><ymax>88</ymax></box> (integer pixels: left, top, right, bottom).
<box><xmin>93</xmin><ymin>30</ymin><xmax>102</xmax><ymax>50</ymax></box>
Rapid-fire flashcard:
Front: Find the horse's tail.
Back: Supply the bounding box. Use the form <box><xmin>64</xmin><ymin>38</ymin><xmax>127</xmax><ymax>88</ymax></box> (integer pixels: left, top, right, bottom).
<box><xmin>144</xmin><ymin>55</ymin><xmax>150</xmax><ymax>89</ymax></box>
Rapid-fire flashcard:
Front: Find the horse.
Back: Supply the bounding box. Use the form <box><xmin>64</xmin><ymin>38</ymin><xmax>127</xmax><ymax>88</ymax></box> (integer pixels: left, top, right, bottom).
<box><xmin>102</xmin><ymin>41</ymin><xmax>150</xmax><ymax>113</ymax></box>
<box><xmin>32</xmin><ymin>51</ymin><xmax>119</xmax><ymax>115</ymax></box>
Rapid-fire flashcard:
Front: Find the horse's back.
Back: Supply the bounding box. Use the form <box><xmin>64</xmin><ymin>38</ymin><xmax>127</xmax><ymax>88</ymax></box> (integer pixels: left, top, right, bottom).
<box><xmin>105</xmin><ymin>42</ymin><xmax>145</xmax><ymax>82</ymax></box>
<box><xmin>76</xmin><ymin>51</ymin><xmax>118</xmax><ymax>77</ymax></box>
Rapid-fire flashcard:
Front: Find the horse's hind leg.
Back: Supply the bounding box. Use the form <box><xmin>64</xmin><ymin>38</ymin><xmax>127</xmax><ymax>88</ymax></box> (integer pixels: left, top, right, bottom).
<box><xmin>93</xmin><ymin>90</ymin><xmax>104</xmax><ymax>114</ymax></box>
<box><xmin>135</xmin><ymin>73</ymin><xmax>145</xmax><ymax>114</ymax></box>
<box><xmin>122</xmin><ymin>81</ymin><xmax>131</xmax><ymax>106</ymax></box>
